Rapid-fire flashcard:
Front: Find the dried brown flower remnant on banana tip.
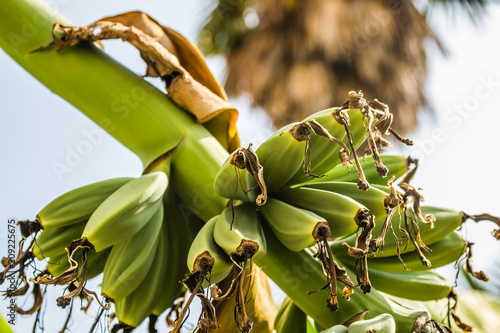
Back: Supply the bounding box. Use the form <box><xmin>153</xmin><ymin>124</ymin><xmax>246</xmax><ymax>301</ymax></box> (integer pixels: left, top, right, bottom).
<box><xmin>447</xmin><ymin>289</ymin><xmax>473</xmax><ymax>333</ymax></box>
<box><xmin>333</xmin><ymin>95</ymin><xmax>369</xmax><ymax>191</ymax></box>
<box><xmin>369</xmin><ymin>176</ymin><xmax>401</xmax><ymax>253</ymax></box>
<box><xmin>172</xmin><ymin>251</ymin><xmax>219</xmax><ymax>333</ymax></box>
<box><xmin>463</xmin><ymin>242</ymin><xmax>489</xmax><ymax>282</ymax></box>
<box><xmin>230</xmin><ymin>144</ymin><xmax>267</xmax><ymax>207</ymax></box>
<box><xmin>310</xmin><ymin>221</ymin><xmax>355</xmax><ymax>311</ymax></box>
<box><xmin>210</xmin><ymin>241</ymin><xmax>259</xmax><ymax>333</ymax></box>
<box><xmin>289</xmin><ymin>121</ymin><xmax>352</xmax><ymax>179</ymax></box>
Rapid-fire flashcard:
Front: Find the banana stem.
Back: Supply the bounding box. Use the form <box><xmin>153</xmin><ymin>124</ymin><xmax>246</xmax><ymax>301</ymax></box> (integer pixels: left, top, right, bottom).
<box><xmin>0</xmin><ymin>0</ymin><xmax>227</xmax><ymax>221</ymax></box>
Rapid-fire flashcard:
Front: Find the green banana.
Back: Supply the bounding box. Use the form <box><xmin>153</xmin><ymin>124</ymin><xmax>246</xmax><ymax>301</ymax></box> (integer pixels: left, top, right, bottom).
<box><xmin>275</xmin><ymin>187</ymin><xmax>366</xmax><ymax>238</ymax></box>
<box><xmin>101</xmin><ymin>204</ymin><xmax>163</xmax><ymax>302</ymax></box>
<box><xmin>366</xmin><ymin>231</ymin><xmax>466</xmax><ymax>273</ymax></box>
<box><xmin>32</xmin><ymin>222</ymin><xmax>86</xmax><ymax>260</ymax></box>
<box><xmin>259</xmin><ymin>198</ymin><xmax>330</xmax><ymax>251</ymax></box>
<box><xmin>186</xmin><ymin>215</ymin><xmax>233</xmax><ymax>286</ymax></box>
<box><xmin>114</xmin><ymin>220</ymin><xmax>167</xmax><ymax>328</ymax></box>
<box><xmin>81</xmin><ymin>171</ymin><xmax>168</xmax><ymax>252</ymax></box>
<box><xmin>213</xmin><ymin>203</ymin><xmax>267</xmax><ymax>262</ymax></box>
<box><xmin>36</xmin><ymin>177</ymin><xmax>133</xmax><ymax>230</ymax></box>
<box><xmin>332</xmin><ymin>206</ymin><xmax>463</xmax><ymax>259</ymax></box>
<box><xmin>256</xmin><ymin>122</ymin><xmax>308</xmax><ymax>191</ymax></box>
<box><xmin>299</xmin><ymin>181</ymin><xmax>388</xmax><ymax>219</ymax></box>
<box><xmin>347</xmin><ymin>313</ymin><xmax>396</xmax><ymax>333</ymax></box>
<box><xmin>214</xmin><ymin>151</ymin><xmax>254</xmax><ymax>202</ymax></box>
<box><xmin>288</xmin><ymin>107</ymin><xmax>367</xmax><ymax>185</ymax></box>
<box><xmin>364</xmin><ymin>269</ymin><xmax>451</xmax><ymax>301</ymax></box>
<box><xmin>309</xmin><ymin>155</ymin><xmax>408</xmax><ymax>186</ymax></box>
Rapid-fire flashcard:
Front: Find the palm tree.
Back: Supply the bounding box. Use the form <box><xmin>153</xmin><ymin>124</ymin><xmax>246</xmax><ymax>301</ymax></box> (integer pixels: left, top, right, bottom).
<box><xmin>200</xmin><ymin>0</ymin><xmax>485</xmax><ymax>133</ymax></box>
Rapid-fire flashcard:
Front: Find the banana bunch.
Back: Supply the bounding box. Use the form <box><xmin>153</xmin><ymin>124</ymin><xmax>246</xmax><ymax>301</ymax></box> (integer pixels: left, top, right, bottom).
<box><xmin>110</xmin><ymin>192</ymin><xmax>202</xmax><ymax>330</ymax></box>
<box><xmin>27</xmin><ymin>177</ymin><xmax>133</xmax><ymax>267</ymax></box>
<box><xmin>214</xmin><ymin>106</ymin><xmax>368</xmax><ymax>200</ymax></box>
<box><xmin>24</xmin><ymin>171</ymin><xmax>170</xmax><ymax>316</ymax></box>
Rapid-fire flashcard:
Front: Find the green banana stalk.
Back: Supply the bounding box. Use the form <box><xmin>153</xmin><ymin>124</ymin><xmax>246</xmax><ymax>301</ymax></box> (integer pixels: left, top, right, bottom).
<box><xmin>32</xmin><ymin>222</ymin><xmax>86</xmax><ymax>260</ymax></box>
<box><xmin>309</xmin><ymin>155</ymin><xmax>408</xmax><ymax>186</ymax></box>
<box><xmin>256</xmin><ymin>122</ymin><xmax>308</xmax><ymax>191</ymax></box>
<box><xmin>35</xmin><ymin>177</ymin><xmax>133</xmax><ymax>230</ymax></box>
<box><xmin>114</xmin><ymin>220</ymin><xmax>168</xmax><ymax>328</ymax></box>
<box><xmin>363</xmin><ymin>269</ymin><xmax>451</xmax><ymax>301</ymax></box>
<box><xmin>288</xmin><ymin>108</ymin><xmax>366</xmax><ymax>185</ymax></box>
<box><xmin>187</xmin><ymin>215</ymin><xmax>233</xmax><ymax>286</ymax></box>
<box><xmin>274</xmin><ymin>297</ymin><xmax>311</xmax><ymax>333</ymax></box>
<box><xmin>347</xmin><ymin>313</ymin><xmax>396</xmax><ymax>333</ymax></box>
<box><xmin>213</xmin><ymin>203</ymin><xmax>267</xmax><ymax>262</ymax></box>
<box><xmin>259</xmin><ymin>198</ymin><xmax>330</xmax><ymax>251</ymax></box>
<box><xmin>365</xmin><ymin>231</ymin><xmax>466</xmax><ymax>273</ymax></box>
<box><xmin>101</xmin><ymin>203</ymin><xmax>163</xmax><ymax>302</ymax></box>
<box><xmin>275</xmin><ymin>187</ymin><xmax>366</xmax><ymax>238</ymax></box>
<box><xmin>82</xmin><ymin>171</ymin><xmax>167</xmax><ymax>252</ymax></box>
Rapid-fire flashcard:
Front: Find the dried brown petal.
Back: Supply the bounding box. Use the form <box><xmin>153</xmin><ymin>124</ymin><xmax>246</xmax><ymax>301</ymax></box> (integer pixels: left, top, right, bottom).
<box><xmin>35</xmin><ymin>15</ymin><xmax>239</xmax><ymax>151</ymax></box>
<box><xmin>332</xmin><ymin>107</ymin><xmax>369</xmax><ymax>191</ymax></box>
<box><xmin>463</xmin><ymin>212</ymin><xmax>500</xmax><ymax>240</ymax></box>
<box><xmin>230</xmin><ymin>144</ymin><xmax>267</xmax><ymax>207</ymax></box>
<box><xmin>463</xmin><ymin>242</ymin><xmax>489</xmax><ymax>282</ymax></box>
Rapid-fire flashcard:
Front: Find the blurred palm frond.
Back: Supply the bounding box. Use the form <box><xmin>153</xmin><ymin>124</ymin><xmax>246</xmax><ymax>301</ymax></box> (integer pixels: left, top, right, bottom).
<box><xmin>199</xmin><ymin>0</ymin><xmax>487</xmax><ymax>133</ymax></box>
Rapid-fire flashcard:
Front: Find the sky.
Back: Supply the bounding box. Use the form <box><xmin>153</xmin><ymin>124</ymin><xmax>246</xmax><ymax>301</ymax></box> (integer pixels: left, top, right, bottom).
<box><xmin>1</xmin><ymin>1</ymin><xmax>500</xmax><ymax>332</ymax></box>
